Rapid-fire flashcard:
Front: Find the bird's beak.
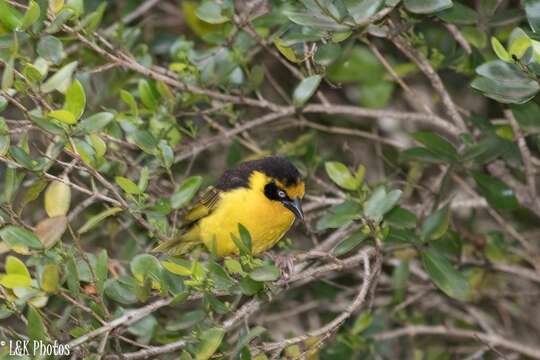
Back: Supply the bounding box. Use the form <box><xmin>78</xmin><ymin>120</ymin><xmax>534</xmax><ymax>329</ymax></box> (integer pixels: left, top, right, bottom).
<box><xmin>283</xmin><ymin>198</ymin><xmax>304</xmax><ymax>221</ymax></box>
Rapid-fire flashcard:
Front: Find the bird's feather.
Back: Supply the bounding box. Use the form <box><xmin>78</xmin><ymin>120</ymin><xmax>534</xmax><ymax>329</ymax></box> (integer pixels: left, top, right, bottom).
<box><xmin>151</xmin><ymin>186</ymin><xmax>221</xmax><ymax>255</ymax></box>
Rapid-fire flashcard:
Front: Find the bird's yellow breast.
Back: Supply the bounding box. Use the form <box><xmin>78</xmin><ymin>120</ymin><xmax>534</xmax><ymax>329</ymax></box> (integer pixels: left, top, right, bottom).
<box><xmin>196</xmin><ymin>187</ymin><xmax>295</xmax><ymax>256</ymax></box>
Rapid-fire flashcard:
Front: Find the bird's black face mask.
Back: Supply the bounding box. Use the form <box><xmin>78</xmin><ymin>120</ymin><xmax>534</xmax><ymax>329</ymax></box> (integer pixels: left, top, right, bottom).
<box><xmin>264</xmin><ymin>182</ymin><xmax>304</xmax><ymax>221</ymax></box>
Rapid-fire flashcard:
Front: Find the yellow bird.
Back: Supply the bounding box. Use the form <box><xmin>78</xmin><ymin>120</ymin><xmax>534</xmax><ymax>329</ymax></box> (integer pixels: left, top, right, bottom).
<box><xmin>152</xmin><ymin>156</ymin><xmax>305</xmax><ymax>257</ymax></box>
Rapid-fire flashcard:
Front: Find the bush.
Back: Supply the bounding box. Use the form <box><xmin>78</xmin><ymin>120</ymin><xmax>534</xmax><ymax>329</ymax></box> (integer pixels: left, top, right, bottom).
<box><xmin>1</xmin><ymin>0</ymin><xmax>540</xmax><ymax>359</ymax></box>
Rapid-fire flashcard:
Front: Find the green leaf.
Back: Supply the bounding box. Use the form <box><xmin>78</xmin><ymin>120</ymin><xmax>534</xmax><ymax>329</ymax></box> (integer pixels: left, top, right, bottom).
<box><xmin>249</xmin><ymin>265</ymin><xmax>280</xmax><ymax>282</ymax></box>
<box><xmin>231</xmin><ymin>326</ymin><xmax>266</xmax><ymax>359</ymax></box>
<box><xmin>22</xmin><ymin>63</ymin><xmax>44</xmax><ymax>83</ymax></box>
<box><xmin>293</xmin><ymin>75</ymin><xmax>322</xmax><ymax>107</ymax></box>
<box><xmin>471</xmin><ymin>171</ymin><xmax>519</xmax><ymax>210</ymax></box>
<box><xmin>384</xmin><ymin>207</ymin><xmax>417</xmax><ymax>229</ymax></box>
<box><xmin>0</xmin><ymin>118</ymin><xmax>9</xmax><ymax>156</ymax></box>
<box><xmin>525</xmin><ymin>0</ymin><xmax>540</xmax><ymax>32</ymax></box>
<box><xmin>65</xmin><ymin>253</ymin><xmax>79</xmax><ymax>297</ymax></box>
<box><xmin>436</xmin><ymin>2</ymin><xmax>478</xmax><ymax>24</ymax></box>
<box><xmin>78</xmin><ymin>207</ymin><xmax>122</xmax><ymax>234</ymax></box>
<box><xmin>48</xmin><ymin>109</ymin><xmax>76</xmax><ymax>124</ymax></box>
<box><xmin>2</xmin><ymin>56</ymin><xmax>14</xmax><ymax>90</ymax></box>
<box><xmin>208</xmin><ymin>260</ymin><xmax>234</xmax><ymax>290</ymax></box>
<box><xmin>96</xmin><ymin>249</ymin><xmax>108</xmax><ymax>296</ymax></box>
<box><xmin>0</xmin><ymin>225</ymin><xmax>42</xmax><ymax>249</ymax></box>
<box><xmin>194</xmin><ymin>327</ymin><xmax>225</xmax><ymax>360</ymax></box>
<box><xmin>161</xmin><ymin>260</ymin><xmax>192</xmax><ymax>276</ymax></box>
<box><xmin>420</xmin><ymin>204</ymin><xmax>450</xmax><ymax>241</ymax></box>
<box><xmin>285</xmin><ymin>11</ymin><xmax>350</xmax><ymax>31</ymax></box>
<box><xmin>21</xmin><ymin>0</ymin><xmax>40</xmax><ymax>29</ymax></box>
<box><xmin>129</xmin><ymin>130</ymin><xmax>158</xmax><ymax>155</ymax></box>
<box><xmin>41</xmin><ymin>61</ymin><xmax>78</xmax><ymax>93</ymax></box>
<box><xmin>104</xmin><ymin>276</ymin><xmax>138</xmax><ymax>304</ymax></box>
<box><xmin>491</xmin><ymin>37</ymin><xmax>511</xmax><ymax>62</ymax></box>
<box><xmin>41</xmin><ymin>263</ymin><xmax>60</xmax><ymax>293</ymax></box>
<box><xmin>75</xmin><ymin>112</ymin><xmax>114</xmax><ymax>134</ymax></box>
<box><xmin>364</xmin><ymin>187</ymin><xmax>402</xmax><ymax>223</ymax></box>
<box><xmin>333</xmin><ymin>231</ymin><xmax>368</xmax><ymax>256</ymax></box>
<box><xmin>412</xmin><ymin>131</ymin><xmax>458</xmax><ymax>162</ymax></box>
<box><xmin>316</xmin><ymin>199</ymin><xmax>362</xmax><ymax>231</ymax></box>
<box><xmin>421</xmin><ymin>247</ymin><xmax>470</xmax><ymax>301</ymax></box>
<box><xmin>44</xmin><ymin>179</ymin><xmax>71</xmax><ymax>217</ymax></box>
<box><xmin>64</xmin><ymin>80</ymin><xmax>86</xmax><ymax>120</ymax></box>
<box><xmin>0</xmin><ymin>0</ymin><xmax>23</xmax><ymax>30</ymax></box>
<box><xmin>404</xmin><ymin>0</ymin><xmax>453</xmax><ymax>14</ymax></box>
<box><xmin>171</xmin><ymin>176</ymin><xmax>202</xmax><ymax>209</ymax></box>
<box><xmin>346</xmin><ymin>0</ymin><xmax>384</xmax><ymax>24</ymax></box>
<box><xmin>10</xmin><ymin>145</ymin><xmax>34</xmax><ymax>170</ymax></box>
<box><xmin>325</xmin><ymin>161</ymin><xmax>363</xmax><ymax>190</ymax></box>
<box><xmin>120</xmin><ymin>89</ymin><xmax>138</xmax><ymax>115</ymax></box>
<box><xmin>314</xmin><ymin>43</ymin><xmax>341</xmax><ymax>66</ymax></box>
<box><xmin>45</xmin><ymin>7</ymin><xmax>74</xmax><ymax>34</ymax></box>
<box><xmin>115</xmin><ymin>177</ymin><xmax>142</xmax><ymax>194</ymax></box>
<box><xmin>507</xmin><ymin>28</ymin><xmax>532</xmax><ymax>59</ymax></box>
<box><xmin>0</xmin><ymin>274</ymin><xmax>32</xmax><ymax>288</ymax></box>
<box><xmin>0</xmin><ymin>96</ymin><xmax>7</xmax><ymax>112</ymax></box>
<box><xmin>274</xmin><ymin>38</ymin><xmax>300</xmax><ymax>63</ymax></box>
<box><xmin>130</xmin><ymin>254</ymin><xmax>162</xmax><ymax>283</ymax></box>
<box><xmin>234</xmin><ymin>224</ymin><xmax>252</xmax><ymax>255</ymax></box>
<box><xmin>37</xmin><ymin>36</ymin><xmax>64</xmax><ymax>64</ymax></box>
<box><xmin>138</xmin><ymin>79</ymin><xmax>158</xmax><ymax>110</ymax></box>
<box><xmin>27</xmin><ymin>306</ymin><xmax>48</xmax><ymax>342</ymax></box>
<box><xmin>471</xmin><ymin>60</ymin><xmax>540</xmax><ymax>104</ymax></box>
<box><xmin>196</xmin><ymin>0</ymin><xmax>230</xmax><ymax>24</ymax></box>
<box><xmin>6</xmin><ymin>256</ymin><xmax>30</xmax><ymax>278</ymax></box>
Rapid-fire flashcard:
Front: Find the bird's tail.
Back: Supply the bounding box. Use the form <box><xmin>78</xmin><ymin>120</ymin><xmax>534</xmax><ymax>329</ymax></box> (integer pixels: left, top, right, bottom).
<box><xmin>151</xmin><ymin>228</ymin><xmax>200</xmax><ymax>256</ymax></box>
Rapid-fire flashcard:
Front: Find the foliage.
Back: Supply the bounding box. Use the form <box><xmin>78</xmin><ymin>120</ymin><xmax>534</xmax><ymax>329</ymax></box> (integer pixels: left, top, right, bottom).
<box><xmin>0</xmin><ymin>0</ymin><xmax>540</xmax><ymax>359</ymax></box>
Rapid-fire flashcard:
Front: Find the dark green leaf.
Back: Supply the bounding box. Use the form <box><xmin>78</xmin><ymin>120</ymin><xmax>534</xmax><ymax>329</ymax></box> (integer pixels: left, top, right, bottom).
<box><xmin>385</xmin><ymin>206</ymin><xmax>417</xmax><ymax>229</ymax></box>
<box><xmin>346</xmin><ymin>0</ymin><xmax>384</xmax><ymax>24</ymax></box>
<box><xmin>316</xmin><ymin>199</ymin><xmax>362</xmax><ymax>231</ymax></box>
<box><xmin>525</xmin><ymin>0</ymin><xmax>540</xmax><ymax>32</ymax></box>
<box><xmin>21</xmin><ymin>1</ymin><xmax>40</xmax><ymax>30</ymax></box>
<box><xmin>249</xmin><ymin>264</ymin><xmax>280</xmax><ymax>282</ymax></box>
<box><xmin>194</xmin><ymin>327</ymin><xmax>225</xmax><ymax>360</ymax></box>
<box><xmin>27</xmin><ymin>306</ymin><xmax>48</xmax><ymax>342</ymax></box>
<box><xmin>471</xmin><ymin>171</ymin><xmax>519</xmax><ymax>210</ymax></box>
<box><xmin>0</xmin><ymin>225</ymin><xmax>42</xmax><ymax>248</ymax></box>
<box><xmin>421</xmin><ymin>247</ymin><xmax>470</xmax><ymax>301</ymax></box>
<box><xmin>37</xmin><ymin>35</ymin><xmax>64</xmax><ymax>64</ymax></box>
<box><xmin>75</xmin><ymin>112</ymin><xmax>114</xmax><ymax>134</ymax></box>
<box><xmin>293</xmin><ymin>75</ymin><xmax>322</xmax><ymax>107</ymax></box>
<box><xmin>436</xmin><ymin>2</ymin><xmax>478</xmax><ymax>24</ymax></box>
<box><xmin>471</xmin><ymin>60</ymin><xmax>540</xmax><ymax>104</ymax></box>
<box><xmin>404</xmin><ymin>0</ymin><xmax>453</xmax><ymax>14</ymax></box>
<box><xmin>364</xmin><ymin>187</ymin><xmax>402</xmax><ymax>223</ymax></box>
<box><xmin>420</xmin><ymin>204</ymin><xmax>450</xmax><ymax>241</ymax></box>
<box><xmin>333</xmin><ymin>231</ymin><xmax>368</xmax><ymax>256</ymax></box>
<box><xmin>78</xmin><ymin>207</ymin><xmax>122</xmax><ymax>234</ymax></box>
<box><xmin>0</xmin><ymin>0</ymin><xmax>23</xmax><ymax>30</ymax></box>
<box><xmin>96</xmin><ymin>249</ymin><xmax>108</xmax><ymax>296</ymax></box>
<box><xmin>412</xmin><ymin>131</ymin><xmax>458</xmax><ymax>162</ymax></box>
<box><xmin>115</xmin><ymin>176</ymin><xmax>142</xmax><ymax>194</ymax></box>
<box><xmin>171</xmin><ymin>176</ymin><xmax>202</xmax><ymax>209</ymax></box>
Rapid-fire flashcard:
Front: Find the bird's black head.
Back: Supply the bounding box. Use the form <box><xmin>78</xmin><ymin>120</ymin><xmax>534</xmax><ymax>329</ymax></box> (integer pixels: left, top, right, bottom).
<box><xmin>216</xmin><ymin>156</ymin><xmax>305</xmax><ymax>219</ymax></box>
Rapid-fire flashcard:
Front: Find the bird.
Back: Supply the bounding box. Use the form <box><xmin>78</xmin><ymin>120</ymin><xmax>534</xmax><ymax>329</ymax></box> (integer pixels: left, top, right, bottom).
<box><xmin>152</xmin><ymin>156</ymin><xmax>305</xmax><ymax>257</ymax></box>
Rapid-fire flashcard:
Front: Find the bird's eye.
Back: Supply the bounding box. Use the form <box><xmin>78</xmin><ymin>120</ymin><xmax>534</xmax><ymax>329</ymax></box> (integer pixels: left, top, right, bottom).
<box><xmin>278</xmin><ymin>190</ymin><xmax>286</xmax><ymax>198</ymax></box>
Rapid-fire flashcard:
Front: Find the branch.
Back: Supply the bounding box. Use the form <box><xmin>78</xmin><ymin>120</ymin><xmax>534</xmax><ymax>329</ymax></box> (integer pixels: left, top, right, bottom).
<box><xmin>386</xmin><ymin>33</ymin><xmax>467</xmax><ymax>132</ymax></box>
<box><xmin>103</xmin><ymin>247</ymin><xmax>377</xmax><ymax>359</ymax></box>
<box><xmin>262</xmin><ymin>250</ymin><xmax>380</xmax><ymax>353</ymax></box>
<box><xmin>372</xmin><ymin>325</ymin><xmax>540</xmax><ymax>359</ymax></box>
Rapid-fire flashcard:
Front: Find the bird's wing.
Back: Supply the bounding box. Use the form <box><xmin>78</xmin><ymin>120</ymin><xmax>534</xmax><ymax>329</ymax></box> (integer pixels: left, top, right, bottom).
<box><xmin>151</xmin><ymin>186</ymin><xmax>221</xmax><ymax>255</ymax></box>
<box><xmin>181</xmin><ymin>185</ymin><xmax>221</xmax><ymax>226</ymax></box>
